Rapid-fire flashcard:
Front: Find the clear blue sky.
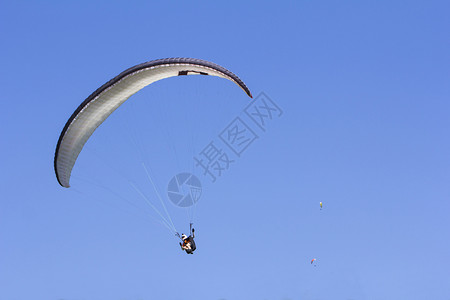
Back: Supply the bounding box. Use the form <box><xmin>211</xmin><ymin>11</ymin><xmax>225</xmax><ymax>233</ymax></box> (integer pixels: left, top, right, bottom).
<box><xmin>1</xmin><ymin>1</ymin><xmax>449</xmax><ymax>300</ymax></box>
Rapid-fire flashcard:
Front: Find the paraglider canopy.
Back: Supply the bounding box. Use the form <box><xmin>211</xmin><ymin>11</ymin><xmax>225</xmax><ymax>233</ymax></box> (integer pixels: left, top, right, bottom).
<box><xmin>54</xmin><ymin>58</ymin><xmax>252</xmax><ymax>188</ymax></box>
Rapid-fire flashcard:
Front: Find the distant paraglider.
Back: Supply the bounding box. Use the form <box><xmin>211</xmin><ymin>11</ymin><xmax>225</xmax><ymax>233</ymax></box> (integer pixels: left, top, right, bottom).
<box><xmin>311</xmin><ymin>258</ymin><xmax>317</xmax><ymax>266</ymax></box>
<box><xmin>320</xmin><ymin>202</ymin><xmax>323</xmax><ymax>210</ymax></box>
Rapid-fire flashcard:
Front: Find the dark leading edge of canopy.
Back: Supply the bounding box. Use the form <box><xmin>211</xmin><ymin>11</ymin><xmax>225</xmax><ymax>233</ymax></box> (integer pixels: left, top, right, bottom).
<box><xmin>54</xmin><ymin>57</ymin><xmax>252</xmax><ymax>186</ymax></box>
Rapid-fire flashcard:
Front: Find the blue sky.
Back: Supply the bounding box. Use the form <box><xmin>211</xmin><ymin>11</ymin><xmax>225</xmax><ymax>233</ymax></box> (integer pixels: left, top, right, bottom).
<box><xmin>1</xmin><ymin>1</ymin><xmax>449</xmax><ymax>300</ymax></box>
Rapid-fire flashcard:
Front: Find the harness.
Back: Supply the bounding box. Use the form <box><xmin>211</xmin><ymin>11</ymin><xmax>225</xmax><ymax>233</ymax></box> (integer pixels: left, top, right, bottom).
<box><xmin>182</xmin><ymin>236</ymin><xmax>196</xmax><ymax>252</ymax></box>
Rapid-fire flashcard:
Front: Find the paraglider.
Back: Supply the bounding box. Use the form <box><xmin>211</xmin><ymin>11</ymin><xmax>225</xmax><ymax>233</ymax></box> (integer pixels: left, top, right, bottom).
<box><xmin>320</xmin><ymin>202</ymin><xmax>323</xmax><ymax>210</ymax></box>
<box><xmin>54</xmin><ymin>57</ymin><xmax>252</xmax><ymax>188</ymax></box>
<box><xmin>54</xmin><ymin>58</ymin><xmax>252</xmax><ymax>253</ymax></box>
<box><xmin>178</xmin><ymin>223</ymin><xmax>196</xmax><ymax>254</ymax></box>
<box><xmin>311</xmin><ymin>258</ymin><xmax>317</xmax><ymax>266</ymax></box>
